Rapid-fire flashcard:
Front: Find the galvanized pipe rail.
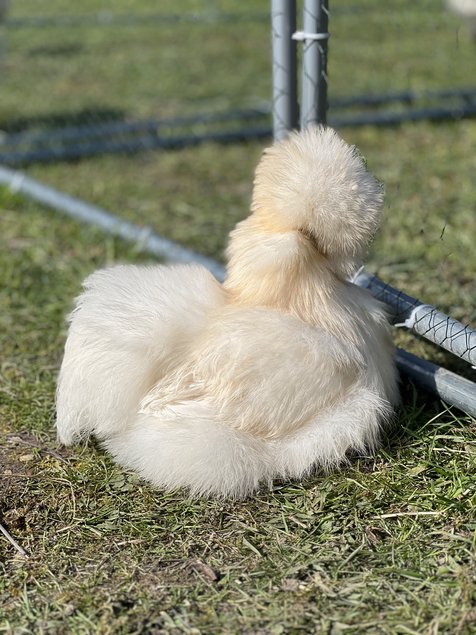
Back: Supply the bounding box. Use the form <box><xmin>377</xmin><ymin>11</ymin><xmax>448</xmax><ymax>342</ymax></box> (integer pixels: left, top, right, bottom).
<box><xmin>353</xmin><ymin>271</ymin><xmax>476</xmax><ymax>367</ymax></box>
<box><xmin>0</xmin><ymin>165</ymin><xmax>225</xmax><ymax>281</ymax></box>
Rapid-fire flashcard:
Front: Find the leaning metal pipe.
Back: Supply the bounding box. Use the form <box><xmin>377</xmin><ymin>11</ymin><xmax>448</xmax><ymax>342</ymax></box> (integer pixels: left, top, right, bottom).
<box><xmin>0</xmin><ymin>165</ymin><xmax>225</xmax><ymax>281</ymax></box>
<box><xmin>299</xmin><ymin>0</ymin><xmax>329</xmax><ymax>127</ymax></box>
<box><xmin>271</xmin><ymin>0</ymin><xmax>298</xmax><ymax>140</ymax></box>
<box><xmin>354</xmin><ymin>270</ymin><xmax>476</xmax><ymax>367</ymax></box>
<box><xmin>396</xmin><ymin>349</ymin><xmax>476</xmax><ymax>417</ymax></box>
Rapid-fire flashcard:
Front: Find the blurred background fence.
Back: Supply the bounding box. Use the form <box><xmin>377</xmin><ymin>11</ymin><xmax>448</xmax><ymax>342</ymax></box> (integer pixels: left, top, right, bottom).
<box><xmin>2</xmin><ymin>0</ymin><xmax>476</xmax><ymax>165</ymax></box>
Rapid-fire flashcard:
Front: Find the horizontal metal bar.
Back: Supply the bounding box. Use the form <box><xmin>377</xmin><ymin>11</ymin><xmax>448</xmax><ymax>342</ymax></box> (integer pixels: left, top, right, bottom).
<box><xmin>1</xmin><ymin>107</ymin><xmax>270</xmax><ymax>148</ymax></box>
<box><xmin>0</xmin><ymin>126</ymin><xmax>271</xmax><ymax>166</ymax></box>
<box><xmin>332</xmin><ymin>103</ymin><xmax>476</xmax><ymax>127</ymax></box>
<box><xmin>3</xmin><ymin>88</ymin><xmax>474</xmax><ymax>150</ymax></box>
<box><xmin>6</xmin><ymin>11</ymin><xmax>269</xmax><ymax>29</ymax></box>
<box><xmin>2</xmin><ymin>105</ymin><xmax>476</xmax><ymax>166</ymax></box>
<box><xmin>331</xmin><ymin>86</ymin><xmax>476</xmax><ymax>109</ymax></box>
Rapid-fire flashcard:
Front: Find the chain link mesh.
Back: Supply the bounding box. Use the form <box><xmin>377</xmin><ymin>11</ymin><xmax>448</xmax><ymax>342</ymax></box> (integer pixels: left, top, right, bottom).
<box><xmin>354</xmin><ymin>271</ymin><xmax>476</xmax><ymax>366</ymax></box>
<box><xmin>301</xmin><ymin>0</ymin><xmax>329</xmax><ymax>127</ymax></box>
<box><xmin>271</xmin><ymin>0</ymin><xmax>298</xmax><ymax>140</ymax></box>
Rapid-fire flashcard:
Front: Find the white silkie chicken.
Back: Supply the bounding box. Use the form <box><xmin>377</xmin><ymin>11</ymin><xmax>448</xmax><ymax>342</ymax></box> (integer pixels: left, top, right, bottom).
<box><xmin>56</xmin><ymin>126</ymin><xmax>399</xmax><ymax>498</ymax></box>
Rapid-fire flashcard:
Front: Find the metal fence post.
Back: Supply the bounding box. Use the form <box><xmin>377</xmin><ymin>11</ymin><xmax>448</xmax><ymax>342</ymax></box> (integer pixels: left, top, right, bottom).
<box><xmin>300</xmin><ymin>0</ymin><xmax>329</xmax><ymax>127</ymax></box>
<box><xmin>271</xmin><ymin>0</ymin><xmax>298</xmax><ymax>140</ymax></box>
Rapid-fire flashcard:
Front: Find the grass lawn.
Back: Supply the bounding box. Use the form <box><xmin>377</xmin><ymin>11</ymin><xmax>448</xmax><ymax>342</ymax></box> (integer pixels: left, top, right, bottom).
<box><xmin>1</xmin><ymin>1</ymin><xmax>475</xmax><ymax>633</ymax></box>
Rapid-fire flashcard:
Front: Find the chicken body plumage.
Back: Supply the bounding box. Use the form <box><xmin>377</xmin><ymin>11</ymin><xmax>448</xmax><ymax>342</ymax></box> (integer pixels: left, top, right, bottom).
<box><xmin>56</xmin><ymin>126</ymin><xmax>399</xmax><ymax>497</ymax></box>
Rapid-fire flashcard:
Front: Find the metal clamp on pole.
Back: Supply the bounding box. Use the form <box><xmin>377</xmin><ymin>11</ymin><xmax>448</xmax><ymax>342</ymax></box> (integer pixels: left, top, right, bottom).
<box><xmin>292</xmin><ymin>31</ymin><xmax>330</xmax><ymax>41</ymax></box>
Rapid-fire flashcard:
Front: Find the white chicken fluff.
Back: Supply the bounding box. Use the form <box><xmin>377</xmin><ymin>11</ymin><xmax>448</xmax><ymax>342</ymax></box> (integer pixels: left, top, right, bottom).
<box><xmin>56</xmin><ymin>126</ymin><xmax>399</xmax><ymax>498</ymax></box>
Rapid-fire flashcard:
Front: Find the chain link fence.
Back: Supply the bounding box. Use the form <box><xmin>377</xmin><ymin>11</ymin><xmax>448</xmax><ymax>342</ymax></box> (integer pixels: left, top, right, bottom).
<box><xmin>1</xmin><ymin>0</ymin><xmax>476</xmax><ymax>165</ymax></box>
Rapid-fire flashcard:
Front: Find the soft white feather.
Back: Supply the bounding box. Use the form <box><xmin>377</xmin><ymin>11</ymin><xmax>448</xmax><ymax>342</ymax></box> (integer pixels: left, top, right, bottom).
<box><xmin>56</xmin><ymin>126</ymin><xmax>399</xmax><ymax>498</ymax></box>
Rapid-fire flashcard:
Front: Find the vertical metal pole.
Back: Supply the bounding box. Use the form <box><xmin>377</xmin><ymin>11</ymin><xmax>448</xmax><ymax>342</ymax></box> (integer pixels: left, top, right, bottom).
<box><xmin>301</xmin><ymin>0</ymin><xmax>329</xmax><ymax>128</ymax></box>
<box><xmin>271</xmin><ymin>0</ymin><xmax>298</xmax><ymax>140</ymax></box>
